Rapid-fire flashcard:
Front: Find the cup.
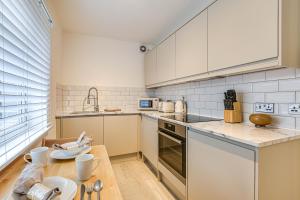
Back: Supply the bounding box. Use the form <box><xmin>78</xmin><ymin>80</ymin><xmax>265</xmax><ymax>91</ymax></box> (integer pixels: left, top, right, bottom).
<box><xmin>75</xmin><ymin>154</ymin><xmax>100</xmax><ymax>181</ymax></box>
<box><xmin>24</xmin><ymin>147</ymin><xmax>49</xmax><ymax>167</ymax></box>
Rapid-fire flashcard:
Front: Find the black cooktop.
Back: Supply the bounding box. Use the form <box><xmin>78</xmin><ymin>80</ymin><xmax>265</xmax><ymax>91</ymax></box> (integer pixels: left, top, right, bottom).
<box><xmin>163</xmin><ymin>114</ymin><xmax>221</xmax><ymax>123</ymax></box>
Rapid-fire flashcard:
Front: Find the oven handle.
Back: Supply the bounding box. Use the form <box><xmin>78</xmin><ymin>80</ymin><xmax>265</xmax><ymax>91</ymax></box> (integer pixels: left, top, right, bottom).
<box><xmin>158</xmin><ymin>131</ymin><xmax>182</xmax><ymax>144</ymax></box>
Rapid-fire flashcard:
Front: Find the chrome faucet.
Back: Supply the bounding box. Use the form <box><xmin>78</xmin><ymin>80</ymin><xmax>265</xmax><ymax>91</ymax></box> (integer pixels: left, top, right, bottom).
<box><xmin>87</xmin><ymin>87</ymin><xmax>99</xmax><ymax>112</ymax></box>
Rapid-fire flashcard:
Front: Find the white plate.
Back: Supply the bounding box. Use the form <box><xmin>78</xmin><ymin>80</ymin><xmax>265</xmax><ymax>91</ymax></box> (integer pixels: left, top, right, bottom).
<box><xmin>50</xmin><ymin>146</ymin><xmax>92</xmax><ymax>160</ymax></box>
<box><xmin>42</xmin><ymin>176</ymin><xmax>77</xmax><ymax>200</ymax></box>
<box><xmin>7</xmin><ymin>176</ymin><xmax>77</xmax><ymax>200</ymax></box>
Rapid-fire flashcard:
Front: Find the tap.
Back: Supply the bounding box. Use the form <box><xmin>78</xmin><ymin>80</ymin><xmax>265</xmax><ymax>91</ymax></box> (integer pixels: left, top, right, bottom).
<box><xmin>87</xmin><ymin>87</ymin><xmax>99</xmax><ymax>112</ymax></box>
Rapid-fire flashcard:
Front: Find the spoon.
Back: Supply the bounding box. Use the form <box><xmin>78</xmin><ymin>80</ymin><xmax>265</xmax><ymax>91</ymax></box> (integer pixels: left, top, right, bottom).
<box><xmin>93</xmin><ymin>179</ymin><xmax>103</xmax><ymax>200</ymax></box>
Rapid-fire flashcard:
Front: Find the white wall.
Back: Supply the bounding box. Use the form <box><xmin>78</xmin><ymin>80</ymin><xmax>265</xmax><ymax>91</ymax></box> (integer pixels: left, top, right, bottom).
<box><xmin>59</xmin><ymin>33</ymin><xmax>145</xmax><ymax>87</ymax></box>
<box><xmin>47</xmin><ymin>0</ymin><xmax>63</xmax><ymax>138</ymax></box>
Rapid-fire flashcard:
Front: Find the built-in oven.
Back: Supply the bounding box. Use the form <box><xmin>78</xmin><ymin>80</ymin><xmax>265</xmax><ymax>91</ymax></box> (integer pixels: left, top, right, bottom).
<box><xmin>158</xmin><ymin>119</ymin><xmax>186</xmax><ymax>184</ymax></box>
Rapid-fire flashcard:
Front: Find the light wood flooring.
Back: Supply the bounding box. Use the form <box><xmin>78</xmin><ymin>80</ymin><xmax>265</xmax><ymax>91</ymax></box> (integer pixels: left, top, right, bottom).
<box><xmin>111</xmin><ymin>156</ymin><xmax>176</xmax><ymax>200</ymax></box>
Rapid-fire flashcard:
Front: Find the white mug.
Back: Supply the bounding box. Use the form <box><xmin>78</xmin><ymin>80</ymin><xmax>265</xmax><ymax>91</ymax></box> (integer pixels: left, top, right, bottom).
<box><xmin>24</xmin><ymin>147</ymin><xmax>49</xmax><ymax>167</ymax></box>
<box><xmin>76</xmin><ymin>154</ymin><xmax>100</xmax><ymax>181</ymax></box>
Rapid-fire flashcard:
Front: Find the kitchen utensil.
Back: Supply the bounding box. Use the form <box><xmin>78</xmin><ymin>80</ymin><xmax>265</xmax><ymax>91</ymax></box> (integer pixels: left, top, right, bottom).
<box><xmin>93</xmin><ymin>179</ymin><xmax>103</xmax><ymax>200</ymax></box>
<box><xmin>86</xmin><ymin>185</ymin><xmax>94</xmax><ymax>200</ymax></box>
<box><xmin>24</xmin><ymin>147</ymin><xmax>49</xmax><ymax>167</ymax></box>
<box><xmin>224</xmin><ymin>102</ymin><xmax>242</xmax><ymax>123</ymax></box>
<box><xmin>80</xmin><ymin>184</ymin><xmax>85</xmax><ymax>200</ymax></box>
<box><xmin>249</xmin><ymin>114</ymin><xmax>272</xmax><ymax>127</ymax></box>
<box><xmin>76</xmin><ymin>154</ymin><xmax>100</xmax><ymax>181</ymax></box>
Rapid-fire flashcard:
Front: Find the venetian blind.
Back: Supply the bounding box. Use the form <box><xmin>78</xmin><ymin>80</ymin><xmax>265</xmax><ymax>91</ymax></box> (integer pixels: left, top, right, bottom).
<box><xmin>0</xmin><ymin>0</ymin><xmax>51</xmax><ymax>170</ymax></box>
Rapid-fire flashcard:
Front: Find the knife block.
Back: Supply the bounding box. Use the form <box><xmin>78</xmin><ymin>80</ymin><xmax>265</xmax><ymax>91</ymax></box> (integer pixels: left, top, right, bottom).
<box><xmin>224</xmin><ymin>102</ymin><xmax>242</xmax><ymax>123</ymax></box>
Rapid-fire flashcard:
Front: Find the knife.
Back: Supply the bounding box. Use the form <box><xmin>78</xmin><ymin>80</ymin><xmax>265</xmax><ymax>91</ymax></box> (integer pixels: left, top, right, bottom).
<box><xmin>80</xmin><ymin>184</ymin><xmax>86</xmax><ymax>200</ymax></box>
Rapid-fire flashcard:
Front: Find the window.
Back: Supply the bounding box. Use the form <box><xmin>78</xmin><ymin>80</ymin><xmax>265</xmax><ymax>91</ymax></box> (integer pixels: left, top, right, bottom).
<box><xmin>0</xmin><ymin>0</ymin><xmax>52</xmax><ymax>170</ymax></box>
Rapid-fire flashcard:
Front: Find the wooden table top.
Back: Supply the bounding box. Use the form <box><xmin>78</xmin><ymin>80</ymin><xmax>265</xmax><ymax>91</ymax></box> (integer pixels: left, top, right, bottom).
<box><xmin>0</xmin><ymin>145</ymin><xmax>123</xmax><ymax>200</ymax></box>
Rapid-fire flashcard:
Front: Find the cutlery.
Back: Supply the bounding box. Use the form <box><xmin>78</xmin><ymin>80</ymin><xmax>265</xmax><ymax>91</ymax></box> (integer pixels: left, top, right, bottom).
<box><xmin>93</xmin><ymin>179</ymin><xmax>104</xmax><ymax>200</ymax></box>
<box><xmin>86</xmin><ymin>184</ymin><xmax>94</xmax><ymax>200</ymax></box>
<box><xmin>80</xmin><ymin>184</ymin><xmax>85</xmax><ymax>200</ymax></box>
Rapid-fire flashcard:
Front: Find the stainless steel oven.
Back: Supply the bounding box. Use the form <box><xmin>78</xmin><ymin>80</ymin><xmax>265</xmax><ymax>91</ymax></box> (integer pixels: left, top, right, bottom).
<box><xmin>158</xmin><ymin>119</ymin><xmax>186</xmax><ymax>184</ymax></box>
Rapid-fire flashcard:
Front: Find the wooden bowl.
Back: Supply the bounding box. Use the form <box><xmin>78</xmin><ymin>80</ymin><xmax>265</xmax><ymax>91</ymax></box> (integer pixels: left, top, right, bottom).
<box><xmin>249</xmin><ymin>114</ymin><xmax>272</xmax><ymax>127</ymax></box>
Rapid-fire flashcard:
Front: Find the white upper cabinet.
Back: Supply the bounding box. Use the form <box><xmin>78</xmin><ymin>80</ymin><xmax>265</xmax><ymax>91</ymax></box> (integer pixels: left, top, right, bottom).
<box><xmin>156</xmin><ymin>34</ymin><xmax>176</xmax><ymax>82</ymax></box>
<box><xmin>208</xmin><ymin>0</ymin><xmax>279</xmax><ymax>71</ymax></box>
<box><xmin>144</xmin><ymin>48</ymin><xmax>157</xmax><ymax>85</ymax></box>
<box><xmin>176</xmin><ymin>10</ymin><xmax>208</xmax><ymax>78</ymax></box>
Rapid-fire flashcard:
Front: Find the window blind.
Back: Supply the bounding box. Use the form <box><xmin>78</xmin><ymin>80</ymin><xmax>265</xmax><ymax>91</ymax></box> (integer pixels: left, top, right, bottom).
<box><xmin>0</xmin><ymin>0</ymin><xmax>51</xmax><ymax>170</ymax></box>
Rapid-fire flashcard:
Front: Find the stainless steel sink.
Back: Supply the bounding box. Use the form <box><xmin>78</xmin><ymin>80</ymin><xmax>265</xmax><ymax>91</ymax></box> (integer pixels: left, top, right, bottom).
<box><xmin>70</xmin><ymin>111</ymin><xmax>100</xmax><ymax>115</ymax></box>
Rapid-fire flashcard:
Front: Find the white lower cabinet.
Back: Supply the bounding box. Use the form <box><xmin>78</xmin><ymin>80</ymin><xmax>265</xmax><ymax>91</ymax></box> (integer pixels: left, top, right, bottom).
<box><xmin>141</xmin><ymin>115</ymin><xmax>158</xmax><ymax>167</ymax></box>
<box><xmin>60</xmin><ymin>116</ymin><xmax>104</xmax><ymax>145</ymax></box>
<box><xmin>188</xmin><ymin>130</ymin><xmax>255</xmax><ymax>200</ymax></box>
<box><xmin>104</xmin><ymin>115</ymin><xmax>139</xmax><ymax>157</ymax></box>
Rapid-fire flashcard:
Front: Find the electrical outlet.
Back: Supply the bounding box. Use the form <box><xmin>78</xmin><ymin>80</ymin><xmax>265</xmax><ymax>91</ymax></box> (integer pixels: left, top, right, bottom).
<box><xmin>255</xmin><ymin>103</ymin><xmax>274</xmax><ymax>113</ymax></box>
<box><xmin>289</xmin><ymin>104</ymin><xmax>300</xmax><ymax>114</ymax></box>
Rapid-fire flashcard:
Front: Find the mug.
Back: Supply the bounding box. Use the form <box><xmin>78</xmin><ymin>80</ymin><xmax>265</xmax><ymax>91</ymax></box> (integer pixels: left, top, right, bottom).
<box><xmin>76</xmin><ymin>154</ymin><xmax>100</xmax><ymax>181</ymax></box>
<box><xmin>24</xmin><ymin>147</ymin><xmax>49</xmax><ymax>167</ymax></box>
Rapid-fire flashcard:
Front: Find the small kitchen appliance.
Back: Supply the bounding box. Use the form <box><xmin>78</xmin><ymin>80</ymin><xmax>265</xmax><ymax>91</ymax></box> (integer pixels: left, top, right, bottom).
<box><xmin>138</xmin><ymin>98</ymin><xmax>159</xmax><ymax>111</ymax></box>
<box><xmin>161</xmin><ymin>101</ymin><xmax>175</xmax><ymax>113</ymax></box>
<box><xmin>175</xmin><ymin>97</ymin><xmax>187</xmax><ymax>114</ymax></box>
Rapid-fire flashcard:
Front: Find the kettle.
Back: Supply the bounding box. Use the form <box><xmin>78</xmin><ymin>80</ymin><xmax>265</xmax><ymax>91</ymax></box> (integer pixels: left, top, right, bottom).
<box><xmin>175</xmin><ymin>97</ymin><xmax>187</xmax><ymax>113</ymax></box>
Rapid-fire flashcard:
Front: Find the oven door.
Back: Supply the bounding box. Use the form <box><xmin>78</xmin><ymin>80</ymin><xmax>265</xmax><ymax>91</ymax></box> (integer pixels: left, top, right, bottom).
<box><xmin>158</xmin><ymin>130</ymin><xmax>186</xmax><ymax>183</ymax></box>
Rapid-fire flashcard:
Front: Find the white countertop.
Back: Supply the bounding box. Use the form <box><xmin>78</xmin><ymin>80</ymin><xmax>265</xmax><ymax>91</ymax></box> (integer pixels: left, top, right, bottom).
<box><xmin>141</xmin><ymin>111</ymin><xmax>300</xmax><ymax>148</ymax></box>
<box><xmin>56</xmin><ymin>110</ymin><xmax>300</xmax><ymax>148</ymax></box>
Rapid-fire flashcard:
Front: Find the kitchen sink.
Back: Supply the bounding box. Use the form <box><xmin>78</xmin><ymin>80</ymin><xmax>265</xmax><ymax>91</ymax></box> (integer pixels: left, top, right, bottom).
<box><xmin>70</xmin><ymin>111</ymin><xmax>100</xmax><ymax>115</ymax></box>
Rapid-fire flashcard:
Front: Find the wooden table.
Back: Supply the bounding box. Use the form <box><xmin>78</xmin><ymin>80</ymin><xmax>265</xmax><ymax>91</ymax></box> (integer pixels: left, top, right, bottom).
<box><xmin>0</xmin><ymin>145</ymin><xmax>123</xmax><ymax>200</ymax></box>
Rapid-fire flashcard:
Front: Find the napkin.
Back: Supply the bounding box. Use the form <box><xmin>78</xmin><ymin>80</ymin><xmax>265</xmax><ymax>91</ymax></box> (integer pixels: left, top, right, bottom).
<box><xmin>27</xmin><ymin>183</ymin><xmax>61</xmax><ymax>200</ymax></box>
<box><xmin>13</xmin><ymin>164</ymin><xmax>44</xmax><ymax>195</ymax></box>
<box><xmin>53</xmin><ymin>131</ymin><xmax>92</xmax><ymax>150</ymax></box>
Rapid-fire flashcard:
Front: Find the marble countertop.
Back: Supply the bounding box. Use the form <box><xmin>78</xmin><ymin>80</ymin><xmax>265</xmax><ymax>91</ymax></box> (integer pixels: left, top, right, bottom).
<box><xmin>141</xmin><ymin>111</ymin><xmax>300</xmax><ymax>148</ymax></box>
<box><xmin>56</xmin><ymin>110</ymin><xmax>300</xmax><ymax>148</ymax></box>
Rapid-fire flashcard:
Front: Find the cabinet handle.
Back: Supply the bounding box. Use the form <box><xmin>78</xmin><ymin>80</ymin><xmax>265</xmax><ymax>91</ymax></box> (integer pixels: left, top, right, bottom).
<box><xmin>158</xmin><ymin>131</ymin><xmax>182</xmax><ymax>144</ymax></box>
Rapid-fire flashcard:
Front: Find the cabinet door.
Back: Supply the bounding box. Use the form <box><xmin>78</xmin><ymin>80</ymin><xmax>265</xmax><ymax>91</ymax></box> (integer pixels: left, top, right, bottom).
<box><xmin>176</xmin><ymin>10</ymin><xmax>208</xmax><ymax>78</ymax></box>
<box><xmin>188</xmin><ymin>131</ymin><xmax>255</xmax><ymax>200</ymax></box>
<box><xmin>157</xmin><ymin>34</ymin><xmax>176</xmax><ymax>82</ymax></box>
<box><xmin>208</xmin><ymin>0</ymin><xmax>278</xmax><ymax>71</ymax></box>
<box><xmin>141</xmin><ymin>116</ymin><xmax>158</xmax><ymax>167</ymax></box>
<box><xmin>144</xmin><ymin>49</ymin><xmax>157</xmax><ymax>85</ymax></box>
<box><xmin>62</xmin><ymin>116</ymin><xmax>104</xmax><ymax>145</ymax></box>
<box><xmin>104</xmin><ymin>115</ymin><xmax>138</xmax><ymax>156</ymax></box>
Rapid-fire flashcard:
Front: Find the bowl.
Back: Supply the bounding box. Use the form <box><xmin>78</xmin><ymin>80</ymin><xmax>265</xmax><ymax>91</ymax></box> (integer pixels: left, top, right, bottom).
<box><xmin>249</xmin><ymin>114</ymin><xmax>272</xmax><ymax>127</ymax></box>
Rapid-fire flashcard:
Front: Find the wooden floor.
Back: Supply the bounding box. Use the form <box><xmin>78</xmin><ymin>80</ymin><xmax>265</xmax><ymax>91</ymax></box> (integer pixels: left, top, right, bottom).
<box><xmin>111</xmin><ymin>156</ymin><xmax>176</xmax><ymax>200</ymax></box>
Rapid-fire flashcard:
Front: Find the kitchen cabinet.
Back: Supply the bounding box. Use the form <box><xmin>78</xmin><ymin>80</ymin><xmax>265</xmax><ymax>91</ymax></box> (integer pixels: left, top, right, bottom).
<box><xmin>141</xmin><ymin>115</ymin><xmax>158</xmax><ymax>168</ymax></box>
<box><xmin>188</xmin><ymin>129</ymin><xmax>300</xmax><ymax>200</ymax></box>
<box><xmin>188</xmin><ymin>130</ymin><xmax>255</xmax><ymax>200</ymax></box>
<box><xmin>156</xmin><ymin>34</ymin><xmax>176</xmax><ymax>83</ymax></box>
<box><xmin>60</xmin><ymin>116</ymin><xmax>104</xmax><ymax>145</ymax></box>
<box><xmin>104</xmin><ymin>115</ymin><xmax>139</xmax><ymax>156</ymax></box>
<box><xmin>207</xmin><ymin>0</ymin><xmax>278</xmax><ymax>71</ymax></box>
<box><xmin>144</xmin><ymin>48</ymin><xmax>157</xmax><ymax>86</ymax></box>
<box><xmin>176</xmin><ymin>10</ymin><xmax>208</xmax><ymax>78</ymax></box>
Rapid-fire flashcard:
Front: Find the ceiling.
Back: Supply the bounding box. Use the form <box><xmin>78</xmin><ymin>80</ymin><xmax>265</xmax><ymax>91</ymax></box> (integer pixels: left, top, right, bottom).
<box><xmin>50</xmin><ymin>0</ymin><xmax>211</xmax><ymax>44</ymax></box>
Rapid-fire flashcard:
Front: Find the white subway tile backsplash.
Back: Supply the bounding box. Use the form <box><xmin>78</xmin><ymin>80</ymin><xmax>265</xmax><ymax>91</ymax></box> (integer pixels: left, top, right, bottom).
<box><xmin>57</xmin><ymin>85</ymin><xmax>151</xmax><ymax>113</ymax></box>
<box><xmin>252</xmin><ymin>81</ymin><xmax>278</xmax><ymax>93</ymax></box>
<box><xmin>265</xmin><ymin>92</ymin><xmax>295</xmax><ymax>104</ymax></box>
<box><xmin>234</xmin><ymin>83</ymin><xmax>253</xmax><ymax>93</ymax></box>
<box><xmin>279</xmin><ymin>78</ymin><xmax>300</xmax><ymax>91</ymax></box>
<box><xmin>278</xmin><ymin>104</ymin><xmax>290</xmax><ymax>115</ymax></box>
<box><xmin>206</xmin><ymin>102</ymin><xmax>218</xmax><ymax>110</ymax></box>
<box><xmin>242</xmin><ymin>103</ymin><xmax>253</xmax><ymax>114</ymax></box>
<box><xmin>266</xmin><ymin>68</ymin><xmax>296</xmax><ymax>80</ymax></box>
<box><xmin>297</xmin><ymin>69</ymin><xmax>300</xmax><ymax>77</ymax></box>
<box><xmin>243</xmin><ymin>71</ymin><xmax>266</xmax><ymax>83</ymax></box>
<box><xmin>271</xmin><ymin>116</ymin><xmax>296</xmax><ymax>129</ymax></box>
<box><xmin>297</xmin><ymin>92</ymin><xmax>300</xmax><ymax>102</ymax></box>
<box><xmin>226</xmin><ymin>75</ymin><xmax>243</xmax><ymax>85</ymax></box>
<box><xmin>297</xmin><ymin>118</ymin><xmax>300</xmax><ymax>130</ymax></box>
<box><xmin>242</xmin><ymin>93</ymin><xmax>264</xmax><ymax>103</ymax></box>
